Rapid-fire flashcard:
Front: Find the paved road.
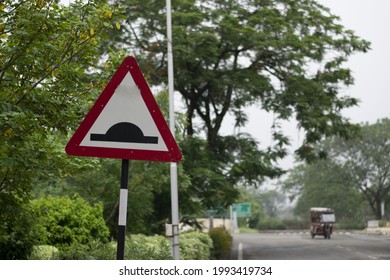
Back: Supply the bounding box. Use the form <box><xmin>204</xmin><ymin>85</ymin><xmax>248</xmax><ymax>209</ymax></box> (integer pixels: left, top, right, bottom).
<box><xmin>230</xmin><ymin>231</ymin><xmax>390</xmax><ymax>260</ymax></box>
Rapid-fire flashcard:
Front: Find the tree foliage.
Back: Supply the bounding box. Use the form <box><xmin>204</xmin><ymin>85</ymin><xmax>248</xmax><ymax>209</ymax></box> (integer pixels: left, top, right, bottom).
<box><xmin>283</xmin><ymin>119</ymin><xmax>390</xmax><ymax>222</ymax></box>
<box><xmin>100</xmin><ymin>0</ymin><xmax>372</xmax><ymax>212</ymax></box>
<box><xmin>282</xmin><ymin>160</ymin><xmax>365</xmax><ymax>224</ymax></box>
<box><xmin>115</xmin><ymin>0</ymin><xmax>370</xmax><ymax>162</ymax></box>
<box><xmin>0</xmin><ymin>0</ymin><xmax>123</xmax><ymax>258</ymax></box>
<box><xmin>327</xmin><ymin>119</ymin><xmax>390</xmax><ymax>219</ymax></box>
<box><xmin>0</xmin><ymin>199</ymin><xmax>42</xmax><ymax>259</ymax></box>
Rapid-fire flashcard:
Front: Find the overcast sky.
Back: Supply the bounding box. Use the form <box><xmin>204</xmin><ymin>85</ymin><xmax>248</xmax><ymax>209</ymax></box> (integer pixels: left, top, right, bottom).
<box><xmin>224</xmin><ymin>0</ymin><xmax>390</xmax><ymax>171</ymax></box>
<box><xmin>317</xmin><ymin>0</ymin><xmax>390</xmax><ymax>124</ymax></box>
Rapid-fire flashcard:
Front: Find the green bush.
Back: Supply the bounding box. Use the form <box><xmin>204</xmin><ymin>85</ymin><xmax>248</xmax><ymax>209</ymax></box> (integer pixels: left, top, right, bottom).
<box><xmin>54</xmin><ymin>235</ymin><xmax>170</xmax><ymax>260</ymax></box>
<box><xmin>0</xmin><ymin>201</ymin><xmax>44</xmax><ymax>259</ymax></box>
<box><xmin>257</xmin><ymin>217</ymin><xmax>286</xmax><ymax>230</ymax></box>
<box><xmin>30</xmin><ymin>245</ymin><xmax>59</xmax><ymax>260</ymax></box>
<box><xmin>56</xmin><ymin>241</ymin><xmax>116</xmax><ymax>260</ymax></box>
<box><xmin>126</xmin><ymin>234</ymin><xmax>172</xmax><ymax>260</ymax></box>
<box><xmin>208</xmin><ymin>227</ymin><xmax>232</xmax><ymax>260</ymax></box>
<box><xmin>31</xmin><ymin>194</ymin><xmax>110</xmax><ymax>248</ymax></box>
<box><xmin>124</xmin><ymin>232</ymin><xmax>213</xmax><ymax>260</ymax></box>
<box><xmin>238</xmin><ymin>227</ymin><xmax>258</xmax><ymax>233</ymax></box>
<box><xmin>336</xmin><ymin>220</ymin><xmax>365</xmax><ymax>230</ymax></box>
<box><xmin>180</xmin><ymin>231</ymin><xmax>213</xmax><ymax>260</ymax></box>
<box><xmin>30</xmin><ymin>231</ymin><xmax>214</xmax><ymax>260</ymax></box>
<box><xmin>281</xmin><ymin>219</ymin><xmax>308</xmax><ymax>230</ymax></box>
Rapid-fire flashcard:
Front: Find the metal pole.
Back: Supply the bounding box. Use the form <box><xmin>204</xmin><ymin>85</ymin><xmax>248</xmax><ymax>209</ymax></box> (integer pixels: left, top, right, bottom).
<box><xmin>117</xmin><ymin>159</ymin><xmax>129</xmax><ymax>260</ymax></box>
<box><xmin>166</xmin><ymin>0</ymin><xmax>180</xmax><ymax>260</ymax></box>
<box><xmin>230</xmin><ymin>206</ymin><xmax>234</xmax><ymax>235</ymax></box>
<box><xmin>381</xmin><ymin>201</ymin><xmax>385</xmax><ymax>219</ymax></box>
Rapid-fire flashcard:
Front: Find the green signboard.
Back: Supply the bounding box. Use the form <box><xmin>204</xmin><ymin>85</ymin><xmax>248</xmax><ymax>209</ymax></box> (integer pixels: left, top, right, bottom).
<box><xmin>205</xmin><ymin>208</ymin><xmax>229</xmax><ymax>218</ymax></box>
<box><xmin>232</xmin><ymin>203</ymin><xmax>251</xmax><ymax>217</ymax></box>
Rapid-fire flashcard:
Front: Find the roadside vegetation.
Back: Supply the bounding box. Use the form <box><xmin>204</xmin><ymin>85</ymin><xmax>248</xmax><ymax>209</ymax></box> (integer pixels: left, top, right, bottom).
<box><xmin>28</xmin><ymin>198</ymin><xmax>232</xmax><ymax>260</ymax></box>
<box><xmin>3</xmin><ymin>0</ymin><xmax>388</xmax><ymax>260</ymax></box>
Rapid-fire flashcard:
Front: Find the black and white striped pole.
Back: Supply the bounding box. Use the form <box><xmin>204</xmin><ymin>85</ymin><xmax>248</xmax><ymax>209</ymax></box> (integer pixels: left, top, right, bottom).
<box><xmin>116</xmin><ymin>159</ymin><xmax>129</xmax><ymax>260</ymax></box>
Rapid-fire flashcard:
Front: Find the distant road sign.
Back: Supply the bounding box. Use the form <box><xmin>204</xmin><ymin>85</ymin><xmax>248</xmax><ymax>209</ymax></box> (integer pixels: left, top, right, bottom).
<box><xmin>232</xmin><ymin>203</ymin><xmax>251</xmax><ymax>217</ymax></box>
<box><xmin>205</xmin><ymin>207</ymin><xmax>229</xmax><ymax>218</ymax></box>
<box><xmin>65</xmin><ymin>56</ymin><xmax>182</xmax><ymax>162</ymax></box>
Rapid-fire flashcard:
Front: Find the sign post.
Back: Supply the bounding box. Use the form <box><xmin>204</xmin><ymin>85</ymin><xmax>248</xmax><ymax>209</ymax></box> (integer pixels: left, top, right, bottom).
<box><xmin>66</xmin><ymin>56</ymin><xmax>182</xmax><ymax>260</ymax></box>
<box><xmin>166</xmin><ymin>0</ymin><xmax>180</xmax><ymax>260</ymax></box>
<box><xmin>116</xmin><ymin>159</ymin><xmax>129</xmax><ymax>260</ymax></box>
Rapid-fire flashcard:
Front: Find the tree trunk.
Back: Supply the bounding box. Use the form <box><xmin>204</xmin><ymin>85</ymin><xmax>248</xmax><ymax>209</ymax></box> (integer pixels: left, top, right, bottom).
<box><xmin>374</xmin><ymin>194</ymin><xmax>382</xmax><ymax>220</ymax></box>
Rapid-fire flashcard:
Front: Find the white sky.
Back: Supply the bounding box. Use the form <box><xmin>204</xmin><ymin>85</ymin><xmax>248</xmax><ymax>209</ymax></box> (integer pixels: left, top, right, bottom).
<box><xmin>221</xmin><ymin>0</ymin><xmax>390</xmax><ymax>172</ymax></box>
<box><xmin>317</xmin><ymin>0</ymin><xmax>390</xmax><ymax>124</ymax></box>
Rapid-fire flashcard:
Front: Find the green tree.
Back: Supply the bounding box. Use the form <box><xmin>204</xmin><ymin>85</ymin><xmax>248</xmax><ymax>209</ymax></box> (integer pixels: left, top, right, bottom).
<box><xmin>259</xmin><ymin>189</ymin><xmax>286</xmax><ymax>218</ymax></box>
<box><xmin>238</xmin><ymin>186</ymin><xmax>289</xmax><ymax>229</ymax></box>
<box><xmin>0</xmin><ymin>0</ymin><xmax>123</xmax><ymax>258</ymax></box>
<box><xmin>105</xmin><ymin>0</ymin><xmax>370</xmax><ymax>209</ymax></box>
<box><xmin>282</xmin><ymin>119</ymin><xmax>390</xmax><ymax>222</ymax></box>
<box><xmin>283</xmin><ymin>160</ymin><xmax>365</xmax><ymax>225</ymax></box>
<box><xmin>328</xmin><ymin>119</ymin><xmax>390</xmax><ymax>219</ymax></box>
<box><xmin>115</xmin><ymin>0</ymin><xmax>369</xmax><ymax>158</ymax></box>
<box><xmin>180</xmin><ymin>137</ymin><xmax>239</xmax><ymax>209</ymax></box>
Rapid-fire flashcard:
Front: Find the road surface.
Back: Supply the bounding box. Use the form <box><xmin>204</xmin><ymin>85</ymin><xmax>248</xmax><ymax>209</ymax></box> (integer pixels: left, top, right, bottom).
<box><xmin>230</xmin><ymin>231</ymin><xmax>390</xmax><ymax>260</ymax></box>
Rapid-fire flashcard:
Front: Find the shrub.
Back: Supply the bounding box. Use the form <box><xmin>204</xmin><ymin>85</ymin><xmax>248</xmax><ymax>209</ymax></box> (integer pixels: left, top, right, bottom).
<box><xmin>0</xmin><ymin>201</ymin><xmax>43</xmax><ymax>259</ymax></box>
<box><xmin>238</xmin><ymin>227</ymin><xmax>258</xmax><ymax>233</ymax></box>
<box><xmin>35</xmin><ymin>231</ymin><xmax>214</xmax><ymax>260</ymax></box>
<box><xmin>56</xmin><ymin>241</ymin><xmax>116</xmax><ymax>260</ymax></box>
<box><xmin>281</xmin><ymin>219</ymin><xmax>308</xmax><ymax>230</ymax></box>
<box><xmin>31</xmin><ymin>194</ymin><xmax>110</xmax><ymax>248</ymax></box>
<box><xmin>126</xmin><ymin>234</ymin><xmax>172</xmax><ymax>260</ymax></box>
<box><xmin>116</xmin><ymin>232</ymin><xmax>214</xmax><ymax>260</ymax></box>
<box><xmin>336</xmin><ymin>220</ymin><xmax>365</xmax><ymax>230</ymax></box>
<box><xmin>55</xmin><ymin>235</ymin><xmax>171</xmax><ymax>260</ymax></box>
<box><xmin>208</xmin><ymin>227</ymin><xmax>232</xmax><ymax>260</ymax></box>
<box><xmin>30</xmin><ymin>245</ymin><xmax>59</xmax><ymax>260</ymax></box>
<box><xmin>180</xmin><ymin>231</ymin><xmax>213</xmax><ymax>260</ymax></box>
<box><xmin>257</xmin><ymin>217</ymin><xmax>286</xmax><ymax>230</ymax></box>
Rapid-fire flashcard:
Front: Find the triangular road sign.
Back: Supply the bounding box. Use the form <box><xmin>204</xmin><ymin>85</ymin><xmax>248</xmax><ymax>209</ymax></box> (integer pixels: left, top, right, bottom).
<box><xmin>65</xmin><ymin>56</ymin><xmax>182</xmax><ymax>162</ymax></box>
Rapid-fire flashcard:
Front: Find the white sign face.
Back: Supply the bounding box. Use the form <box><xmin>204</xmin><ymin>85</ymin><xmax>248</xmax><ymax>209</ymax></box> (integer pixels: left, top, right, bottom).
<box><xmin>80</xmin><ymin>73</ymin><xmax>168</xmax><ymax>152</ymax></box>
<box><xmin>66</xmin><ymin>56</ymin><xmax>182</xmax><ymax>162</ymax></box>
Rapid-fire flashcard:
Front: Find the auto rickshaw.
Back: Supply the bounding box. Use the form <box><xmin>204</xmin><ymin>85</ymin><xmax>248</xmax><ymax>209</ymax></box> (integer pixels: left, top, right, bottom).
<box><xmin>310</xmin><ymin>207</ymin><xmax>336</xmax><ymax>239</ymax></box>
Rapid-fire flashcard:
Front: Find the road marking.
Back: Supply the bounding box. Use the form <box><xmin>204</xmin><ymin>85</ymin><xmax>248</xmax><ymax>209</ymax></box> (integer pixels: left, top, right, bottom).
<box><xmin>238</xmin><ymin>242</ymin><xmax>243</xmax><ymax>260</ymax></box>
<box><xmin>337</xmin><ymin>245</ymin><xmax>378</xmax><ymax>259</ymax></box>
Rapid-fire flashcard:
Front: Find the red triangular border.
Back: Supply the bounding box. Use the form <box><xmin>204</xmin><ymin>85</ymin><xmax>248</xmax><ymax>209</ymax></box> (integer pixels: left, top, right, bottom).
<box><xmin>65</xmin><ymin>56</ymin><xmax>182</xmax><ymax>162</ymax></box>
